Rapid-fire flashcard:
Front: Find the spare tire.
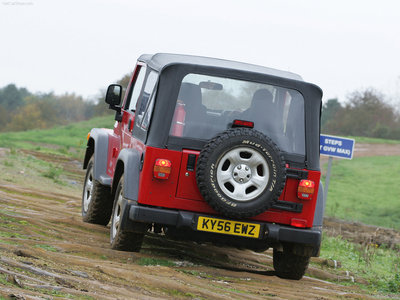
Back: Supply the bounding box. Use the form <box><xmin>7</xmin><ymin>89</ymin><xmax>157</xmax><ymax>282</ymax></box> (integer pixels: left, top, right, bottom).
<box><xmin>196</xmin><ymin>128</ymin><xmax>286</xmax><ymax>219</ymax></box>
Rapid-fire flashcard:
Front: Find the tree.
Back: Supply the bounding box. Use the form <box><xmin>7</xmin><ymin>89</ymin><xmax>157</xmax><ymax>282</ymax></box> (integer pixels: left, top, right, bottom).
<box><xmin>321</xmin><ymin>98</ymin><xmax>342</xmax><ymax>130</ymax></box>
<box><xmin>0</xmin><ymin>84</ymin><xmax>29</xmax><ymax>111</ymax></box>
<box><xmin>323</xmin><ymin>88</ymin><xmax>400</xmax><ymax>139</ymax></box>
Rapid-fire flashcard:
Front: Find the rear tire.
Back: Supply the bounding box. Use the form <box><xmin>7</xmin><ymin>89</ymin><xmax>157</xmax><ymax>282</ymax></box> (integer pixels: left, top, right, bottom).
<box><xmin>196</xmin><ymin>128</ymin><xmax>286</xmax><ymax>219</ymax></box>
<box><xmin>273</xmin><ymin>246</ymin><xmax>310</xmax><ymax>280</ymax></box>
<box><xmin>82</xmin><ymin>157</ymin><xmax>113</xmax><ymax>225</ymax></box>
<box><xmin>110</xmin><ymin>175</ymin><xmax>144</xmax><ymax>252</ymax></box>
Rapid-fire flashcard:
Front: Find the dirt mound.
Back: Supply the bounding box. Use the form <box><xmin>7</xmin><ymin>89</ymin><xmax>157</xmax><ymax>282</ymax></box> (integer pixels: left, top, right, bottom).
<box><xmin>324</xmin><ymin>217</ymin><xmax>400</xmax><ymax>249</ymax></box>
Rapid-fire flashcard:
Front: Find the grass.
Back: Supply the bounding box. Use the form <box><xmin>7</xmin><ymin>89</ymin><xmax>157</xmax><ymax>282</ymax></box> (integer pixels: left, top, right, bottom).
<box><xmin>137</xmin><ymin>257</ymin><xmax>175</xmax><ymax>267</ymax></box>
<box><xmin>34</xmin><ymin>244</ymin><xmax>58</xmax><ymax>252</ymax></box>
<box><xmin>347</xmin><ymin>136</ymin><xmax>400</xmax><ymax>144</ymax></box>
<box><xmin>322</xmin><ymin>156</ymin><xmax>400</xmax><ymax>229</ymax></box>
<box><xmin>318</xmin><ymin>234</ymin><xmax>400</xmax><ymax>294</ymax></box>
<box><xmin>0</xmin><ymin>115</ymin><xmax>114</xmax><ymax>159</ymax></box>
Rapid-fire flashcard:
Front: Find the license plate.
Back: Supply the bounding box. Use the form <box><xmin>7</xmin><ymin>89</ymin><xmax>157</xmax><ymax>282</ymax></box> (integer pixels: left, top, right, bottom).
<box><xmin>196</xmin><ymin>216</ymin><xmax>261</xmax><ymax>239</ymax></box>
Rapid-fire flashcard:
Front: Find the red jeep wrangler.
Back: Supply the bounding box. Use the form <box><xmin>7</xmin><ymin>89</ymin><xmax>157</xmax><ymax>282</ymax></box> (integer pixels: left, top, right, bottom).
<box><xmin>81</xmin><ymin>53</ymin><xmax>324</xmax><ymax>280</ymax></box>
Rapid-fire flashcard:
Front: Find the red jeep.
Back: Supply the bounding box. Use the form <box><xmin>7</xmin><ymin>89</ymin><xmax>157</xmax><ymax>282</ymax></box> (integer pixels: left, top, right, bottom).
<box><xmin>82</xmin><ymin>53</ymin><xmax>324</xmax><ymax>280</ymax></box>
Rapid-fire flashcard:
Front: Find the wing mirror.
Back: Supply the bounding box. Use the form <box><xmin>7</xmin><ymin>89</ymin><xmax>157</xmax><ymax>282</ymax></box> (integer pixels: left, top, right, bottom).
<box><xmin>105</xmin><ymin>84</ymin><xmax>122</xmax><ymax>121</ymax></box>
<box><xmin>105</xmin><ymin>84</ymin><xmax>122</xmax><ymax>107</ymax></box>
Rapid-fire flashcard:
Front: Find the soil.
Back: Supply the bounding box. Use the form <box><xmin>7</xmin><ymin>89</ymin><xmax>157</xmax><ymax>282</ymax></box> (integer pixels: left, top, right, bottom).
<box><xmin>0</xmin><ymin>145</ymin><xmax>398</xmax><ymax>299</ymax></box>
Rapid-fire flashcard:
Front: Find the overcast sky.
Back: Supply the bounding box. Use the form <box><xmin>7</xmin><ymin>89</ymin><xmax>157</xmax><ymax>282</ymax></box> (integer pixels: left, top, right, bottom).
<box><xmin>1</xmin><ymin>0</ymin><xmax>399</xmax><ymax>104</ymax></box>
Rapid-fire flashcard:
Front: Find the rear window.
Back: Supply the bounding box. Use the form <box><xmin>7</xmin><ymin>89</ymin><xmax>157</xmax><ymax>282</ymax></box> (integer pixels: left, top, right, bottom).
<box><xmin>169</xmin><ymin>73</ymin><xmax>305</xmax><ymax>155</ymax></box>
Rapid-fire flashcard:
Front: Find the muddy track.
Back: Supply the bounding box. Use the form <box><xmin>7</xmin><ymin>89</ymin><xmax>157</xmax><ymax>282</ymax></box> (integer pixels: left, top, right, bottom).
<box><xmin>0</xmin><ymin>149</ymin><xmax>395</xmax><ymax>299</ymax></box>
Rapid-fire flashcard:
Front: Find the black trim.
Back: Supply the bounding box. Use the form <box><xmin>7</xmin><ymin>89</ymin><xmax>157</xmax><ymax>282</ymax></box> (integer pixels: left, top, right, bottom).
<box><xmin>286</xmin><ymin>168</ymin><xmax>308</xmax><ymax>180</ymax></box>
<box><xmin>271</xmin><ymin>200</ymin><xmax>303</xmax><ymax>213</ymax></box>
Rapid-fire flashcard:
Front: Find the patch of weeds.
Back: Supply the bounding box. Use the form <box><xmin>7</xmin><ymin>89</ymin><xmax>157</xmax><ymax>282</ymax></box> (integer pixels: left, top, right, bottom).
<box><xmin>0</xmin><ymin>231</ymin><xmax>23</xmax><ymax>238</ymax></box>
<box><xmin>57</xmin><ymin>146</ymin><xmax>70</xmax><ymax>155</ymax></box>
<box><xmin>0</xmin><ymin>209</ymin><xmax>18</xmax><ymax>216</ymax></box>
<box><xmin>161</xmin><ymin>288</ymin><xmax>198</xmax><ymax>299</ymax></box>
<box><xmin>0</xmin><ymin>223</ymin><xmax>20</xmax><ymax>230</ymax></box>
<box><xmin>100</xmin><ymin>255</ymin><xmax>108</xmax><ymax>260</ymax></box>
<box><xmin>18</xmin><ymin>220</ymin><xmax>29</xmax><ymax>225</ymax></box>
<box><xmin>30</xmin><ymin>287</ymin><xmax>75</xmax><ymax>299</ymax></box>
<box><xmin>34</xmin><ymin>244</ymin><xmax>58</xmax><ymax>252</ymax></box>
<box><xmin>42</xmin><ymin>165</ymin><xmax>63</xmax><ymax>183</ymax></box>
<box><xmin>2</xmin><ymin>160</ymin><xmax>14</xmax><ymax>167</ymax></box>
<box><xmin>387</xmin><ymin>273</ymin><xmax>400</xmax><ymax>293</ymax></box>
<box><xmin>0</xmin><ymin>214</ymin><xmax>16</xmax><ymax>222</ymax></box>
<box><xmin>179</xmin><ymin>269</ymin><xmax>202</xmax><ymax>277</ymax></box>
<box><xmin>9</xmin><ymin>148</ymin><xmax>16</xmax><ymax>155</ymax></box>
<box><xmin>137</xmin><ymin>257</ymin><xmax>175</xmax><ymax>267</ymax></box>
<box><xmin>0</xmin><ymin>239</ymin><xmax>20</xmax><ymax>245</ymax></box>
<box><xmin>211</xmin><ymin>284</ymin><xmax>249</xmax><ymax>295</ymax></box>
<box><xmin>0</xmin><ymin>274</ymin><xmax>14</xmax><ymax>287</ymax></box>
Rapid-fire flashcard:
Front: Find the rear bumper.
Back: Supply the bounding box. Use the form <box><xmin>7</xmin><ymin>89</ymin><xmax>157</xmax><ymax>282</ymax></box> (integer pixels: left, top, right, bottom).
<box><xmin>122</xmin><ymin>200</ymin><xmax>321</xmax><ymax>255</ymax></box>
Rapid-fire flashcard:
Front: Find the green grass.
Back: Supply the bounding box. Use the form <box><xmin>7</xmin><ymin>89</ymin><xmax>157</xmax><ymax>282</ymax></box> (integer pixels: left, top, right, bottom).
<box><xmin>349</xmin><ymin>136</ymin><xmax>400</xmax><ymax>144</ymax></box>
<box><xmin>318</xmin><ymin>234</ymin><xmax>400</xmax><ymax>293</ymax></box>
<box><xmin>0</xmin><ymin>115</ymin><xmax>114</xmax><ymax>159</ymax></box>
<box><xmin>34</xmin><ymin>244</ymin><xmax>58</xmax><ymax>252</ymax></box>
<box><xmin>323</xmin><ymin>156</ymin><xmax>400</xmax><ymax>229</ymax></box>
<box><xmin>137</xmin><ymin>257</ymin><xmax>175</xmax><ymax>267</ymax></box>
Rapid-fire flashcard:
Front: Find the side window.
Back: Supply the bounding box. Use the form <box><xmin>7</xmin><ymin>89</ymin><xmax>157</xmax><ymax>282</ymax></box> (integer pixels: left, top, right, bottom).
<box><xmin>141</xmin><ymin>94</ymin><xmax>155</xmax><ymax>130</ymax></box>
<box><xmin>126</xmin><ymin>66</ymin><xmax>146</xmax><ymax>111</ymax></box>
<box><xmin>136</xmin><ymin>71</ymin><xmax>158</xmax><ymax>126</ymax></box>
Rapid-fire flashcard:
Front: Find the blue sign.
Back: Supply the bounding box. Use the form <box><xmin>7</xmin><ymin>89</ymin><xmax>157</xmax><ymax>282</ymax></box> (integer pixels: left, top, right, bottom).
<box><xmin>320</xmin><ymin>134</ymin><xmax>355</xmax><ymax>159</ymax></box>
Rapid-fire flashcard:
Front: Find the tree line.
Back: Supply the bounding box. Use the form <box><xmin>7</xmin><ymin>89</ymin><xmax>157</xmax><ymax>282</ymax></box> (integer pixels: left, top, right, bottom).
<box><xmin>322</xmin><ymin>89</ymin><xmax>400</xmax><ymax>140</ymax></box>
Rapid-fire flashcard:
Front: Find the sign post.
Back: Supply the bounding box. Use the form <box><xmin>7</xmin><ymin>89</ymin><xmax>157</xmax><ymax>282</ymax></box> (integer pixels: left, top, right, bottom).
<box><xmin>320</xmin><ymin>134</ymin><xmax>355</xmax><ymax>203</ymax></box>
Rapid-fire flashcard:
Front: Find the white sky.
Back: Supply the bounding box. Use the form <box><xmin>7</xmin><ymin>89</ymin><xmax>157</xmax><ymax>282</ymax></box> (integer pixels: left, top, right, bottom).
<box><xmin>1</xmin><ymin>0</ymin><xmax>400</xmax><ymax>104</ymax></box>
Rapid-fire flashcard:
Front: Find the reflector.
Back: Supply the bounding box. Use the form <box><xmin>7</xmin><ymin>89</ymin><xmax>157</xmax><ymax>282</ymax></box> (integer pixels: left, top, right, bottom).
<box><xmin>291</xmin><ymin>218</ymin><xmax>307</xmax><ymax>228</ymax></box>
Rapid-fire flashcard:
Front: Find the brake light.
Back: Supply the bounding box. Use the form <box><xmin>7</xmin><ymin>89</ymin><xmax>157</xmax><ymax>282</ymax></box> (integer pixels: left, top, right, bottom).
<box><xmin>153</xmin><ymin>159</ymin><xmax>172</xmax><ymax>179</ymax></box>
<box><xmin>232</xmin><ymin>119</ymin><xmax>254</xmax><ymax>128</ymax></box>
<box><xmin>297</xmin><ymin>179</ymin><xmax>315</xmax><ymax>200</ymax></box>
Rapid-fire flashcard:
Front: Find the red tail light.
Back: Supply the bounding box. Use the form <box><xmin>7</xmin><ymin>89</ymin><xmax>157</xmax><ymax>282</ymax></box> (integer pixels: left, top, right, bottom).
<box><xmin>297</xmin><ymin>179</ymin><xmax>315</xmax><ymax>200</ymax></box>
<box><xmin>153</xmin><ymin>159</ymin><xmax>172</xmax><ymax>179</ymax></box>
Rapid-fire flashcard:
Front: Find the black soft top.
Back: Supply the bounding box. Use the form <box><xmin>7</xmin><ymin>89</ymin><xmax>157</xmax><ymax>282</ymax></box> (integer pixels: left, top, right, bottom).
<box><xmin>140</xmin><ymin>53</ymin><xmax>322</xmax><ymax>170</ymax></box>
<box><xmin>138</xmin><ymin>53</ymin><xmax>303</xmax><ymax>82</ymax></box>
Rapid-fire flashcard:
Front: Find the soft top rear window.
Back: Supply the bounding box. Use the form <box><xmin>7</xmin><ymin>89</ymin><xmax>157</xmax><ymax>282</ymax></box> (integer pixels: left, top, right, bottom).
<box><xmin>169</xmin><ymin>73</ymin><xmax>305</xmax><ymax>155</ymax></box>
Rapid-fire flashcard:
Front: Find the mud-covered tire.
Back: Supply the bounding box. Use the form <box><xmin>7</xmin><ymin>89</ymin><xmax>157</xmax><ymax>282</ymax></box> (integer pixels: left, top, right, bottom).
<box><xmin>196</xmin><ymin>128</ymin><xmax>286</xmax><ymax>219</ymax></box>
<box><xmin>110</xmin><ymin>175</ymin><xmax>144</xmax><ymax>252</ymax></box>
<box><xmin>82</xmin><ymin>157</ymin><xmax>113</xmax><ymax>225</ymax></box>
<box><xmin>273</xmin><ymin>248</ymin><xmax>310</xmax><ymax>280</ymax></box>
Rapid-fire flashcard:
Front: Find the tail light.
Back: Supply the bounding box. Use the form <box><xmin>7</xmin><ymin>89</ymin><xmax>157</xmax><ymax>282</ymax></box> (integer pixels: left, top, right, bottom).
<box><xmin>153</xmin><ymin>159</ymin><xmax>172</xmax><ymax>179</ymax></box>
<box><xmin>297</xmin><ymin>179</ymin><xmax>315</xmax><ymax>200</ymax></box>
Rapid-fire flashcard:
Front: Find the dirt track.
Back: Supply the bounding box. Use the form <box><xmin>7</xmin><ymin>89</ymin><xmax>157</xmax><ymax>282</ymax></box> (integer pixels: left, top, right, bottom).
<box><xmin>0</xmin><ymin>145</ymin><xmax>398</xmax><ymax>299</ymax></box>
